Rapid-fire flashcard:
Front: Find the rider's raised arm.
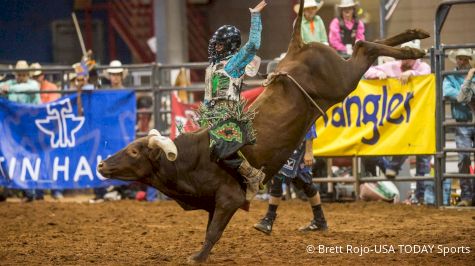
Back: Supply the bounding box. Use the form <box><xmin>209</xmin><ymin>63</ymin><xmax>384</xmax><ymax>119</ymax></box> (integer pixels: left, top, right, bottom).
<box><xmin>224</xmin><ymin>10</ymin><xmax>262</xmax><ymax>78</ymax></box>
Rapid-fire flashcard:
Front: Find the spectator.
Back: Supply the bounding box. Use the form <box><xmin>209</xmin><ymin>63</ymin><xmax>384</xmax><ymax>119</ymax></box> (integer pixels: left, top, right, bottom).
<box><xmin>30</xmin><ymin>63</ymin><xmax>61</xmax><ymax>103</ymax></box>
<box><xmin>363</xmin><ymin>40</ymin><xmax>434</xmax><ymax>204</ymax></box>
<box><xmin>201</xmin><ymin>0</ymin><xmax>267</xmax><ymax>201</ymax></box>
<box><xmin>0</xmin><ymin>60</ymin><xmax>41</xmax><ymax>202</ymax></box>
<box><xmin>72</xmin><ymin>62</ymin><xmax>94</xmax><ymax>91</ymax></box>
<box><xmin>104</xmin><ymin>60</ymin><xmax>128</xmax><ymax>89</ymax></box>
<box><xmin>328</xmin><ymin>0</ymin><xmax>365</xmax><ymax>56</ymax></box>
<box><xmin>0</xmin><ymin>60</ymin><xmax>40</xmax><ymax>104</ymax></box>
<box><xmin>293</xmin><ymin>0</ymin><xmax>328</xmax><ymax>45</ymax></box>
<box><xmin>31</xmin><ymin>62</ymin><xmax>64</xmax><ymax>200</ymax></box>
<box><xmin>254</xmin><ymin>125</ymin><xmax>328</xmax><ymax>234</ymax></box>
<box><xmin>444</xmin><ymin>48</ymin><xmax>475</xmax><ymax>207</ymax></box>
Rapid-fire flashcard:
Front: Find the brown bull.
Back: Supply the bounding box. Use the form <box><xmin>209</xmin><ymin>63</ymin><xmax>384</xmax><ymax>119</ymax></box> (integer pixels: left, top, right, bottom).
<box><xmin>98</xmin><ymin>0</ymin><xmax>429</xmax><ymax>262</ymax></box>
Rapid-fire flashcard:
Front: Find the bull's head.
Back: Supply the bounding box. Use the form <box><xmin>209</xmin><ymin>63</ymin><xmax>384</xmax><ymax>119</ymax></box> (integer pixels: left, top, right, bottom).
<box><xmin>97</xmin><ymin>129</ymin><xmax>178</xmax><ymax>181</ymax></box>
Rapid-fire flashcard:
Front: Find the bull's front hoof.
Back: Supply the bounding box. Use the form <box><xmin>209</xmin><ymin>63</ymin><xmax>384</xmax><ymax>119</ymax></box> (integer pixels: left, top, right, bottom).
<box><xmin>409</xmin><ymin>29</ymin><xmax>430</xmax><ymax>39</ymax></box>
<box><xmin>188</xmin><ymin>252</ymin><xmax>208</xmax><ymax>263</ymax></box>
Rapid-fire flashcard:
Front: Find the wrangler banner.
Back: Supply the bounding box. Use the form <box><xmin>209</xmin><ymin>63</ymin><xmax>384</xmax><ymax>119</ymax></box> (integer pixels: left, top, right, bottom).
<box><xmin>0</xmin><ymin>91</ymin><xmax>136</xmax><ymax>189</ymax></box>
<box><xmin>313</xmin><ymin>74</ymin><xmax>435</xmax><ymax>156</ymax></box>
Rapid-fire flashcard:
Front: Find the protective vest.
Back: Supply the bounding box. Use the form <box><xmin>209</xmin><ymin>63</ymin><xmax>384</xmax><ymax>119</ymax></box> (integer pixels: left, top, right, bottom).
<box><xmin>204</xmin><ymin>60</ymin><xmax>243</xmax><ymax>104</ymax></box>
<box><xmin>338</xmin><ymin>17</ymin><xmax>359</xmax><ymax>46</ymax></box>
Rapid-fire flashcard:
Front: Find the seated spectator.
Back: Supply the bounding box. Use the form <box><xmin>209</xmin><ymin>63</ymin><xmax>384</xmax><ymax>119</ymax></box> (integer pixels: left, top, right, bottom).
<box><xmin>30</xmin><ymin>63</ymin><xmax>61</xmax><ymax>103</ymax></box>
<box><xmin>103</xmin><ymin>60</ymin><xmax>128</xmax><ymax>89</ymax></box>
<box><xmin>328</xmin><ymin>0</ymin><xmax>365</xmax><ymax>57</ymax></box>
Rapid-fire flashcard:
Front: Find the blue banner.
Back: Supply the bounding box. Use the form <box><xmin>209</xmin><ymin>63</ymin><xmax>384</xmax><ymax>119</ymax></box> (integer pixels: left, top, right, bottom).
<box><xmin>0</xmin><ymin>90</ymin><xmax>136</xmax><ymax>189</ymax></box>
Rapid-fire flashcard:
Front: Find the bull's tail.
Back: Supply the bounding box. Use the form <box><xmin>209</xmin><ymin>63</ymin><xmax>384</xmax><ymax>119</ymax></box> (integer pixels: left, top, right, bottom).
<box><xmin>287</xmin><ymin>0</ymin><xmax>304</xmax><ymax>53</ymax></box>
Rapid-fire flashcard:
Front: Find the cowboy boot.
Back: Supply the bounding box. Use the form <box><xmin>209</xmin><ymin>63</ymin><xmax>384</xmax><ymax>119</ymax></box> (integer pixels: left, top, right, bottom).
<box><xmin>238</xmin><ymin>159</ymin><xmax>265</xmax><ymax>201</ymax></box>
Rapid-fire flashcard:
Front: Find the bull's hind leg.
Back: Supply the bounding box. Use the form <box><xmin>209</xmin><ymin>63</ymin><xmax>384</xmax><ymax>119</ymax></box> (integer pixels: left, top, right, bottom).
<box><xmin>352</xmin><ymin>40</ymin><xmax>426</xmax><ymax>64</ymax></box>
<box><xmin>373</xmin><ymin>29</ymin><xmax>430</xmax><ymax>47</ymax></box>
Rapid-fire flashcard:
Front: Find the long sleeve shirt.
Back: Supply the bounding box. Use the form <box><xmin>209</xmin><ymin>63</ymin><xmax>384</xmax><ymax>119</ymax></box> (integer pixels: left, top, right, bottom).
<box><xmin>328</xmin><ymin>17</ymin><xmax>365</xmax><ymax>53</ymax></box>
<box><xmin>456</xmin><ymin>78</ymin><xmax>475</xmax><ymax>120</ymax></box>
<box><xmin>224</xmin><ymin>13</ymin><xmax>262</xmax><ymax>79</ymax></box>
<box><xmin>0</xmin><ymin>79</ymin><xmax>40</xmax><ymax>104</ymax></box>
<box><xmin>301</xmin><ymin>15</ymin><xmax>328</xmax><ymax>45</ymax></box>
<box><xmin>443</xmin><ymin>70</ymin><xmax>475</xmax><ymax>121</ymax></box>
<box><xmin>364</xmin><ymin>59</ymin><xmax>431</xmax><ymax>79</ymax></box>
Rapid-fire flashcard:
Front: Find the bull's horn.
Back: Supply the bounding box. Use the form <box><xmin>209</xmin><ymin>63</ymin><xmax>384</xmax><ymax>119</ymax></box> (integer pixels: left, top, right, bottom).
<box><xmin>148</xmin><ymin>129</ymin><xmax>160</xmax><ymax>136</ymax></box>
<box><xmin>148</xmin><ymin>135</ymin><xmax>178</xmax><ymax>161</ymax></box>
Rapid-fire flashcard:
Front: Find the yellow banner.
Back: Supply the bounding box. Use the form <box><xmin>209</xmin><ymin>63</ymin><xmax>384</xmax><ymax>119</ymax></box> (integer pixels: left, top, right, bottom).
<box><xmin>314</xmin><ymin>74</ymin><xmax>435</xmax><ymax>156</ymax></box>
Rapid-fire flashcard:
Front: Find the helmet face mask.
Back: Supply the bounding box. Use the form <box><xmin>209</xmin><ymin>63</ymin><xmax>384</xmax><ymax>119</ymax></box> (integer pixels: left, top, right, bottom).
<box><xmin>208</xmin><ymin>25</ymin><xmax>241</xmax><ymax>63</ymax></box>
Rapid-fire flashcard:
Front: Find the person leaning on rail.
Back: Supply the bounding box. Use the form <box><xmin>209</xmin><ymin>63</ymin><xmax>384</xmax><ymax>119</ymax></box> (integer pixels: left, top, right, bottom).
<box><xmin>363</xmin><ymin>40</ymin><xmax>435</xmax><ymax>205</ymax></box>
<box><xmin>443</xmin><ymin>48</ymin><xmax>475</xmax><ymax>207</ymax></box>
<box><xmin>455</xmin><ymin>57</ymin><xmax>475</xmax><ymax>207</ymax></box>
<box><xmin>0</xmin><ymin>60</ymin><xmax>42</xmax><ymax>202</ymax></box>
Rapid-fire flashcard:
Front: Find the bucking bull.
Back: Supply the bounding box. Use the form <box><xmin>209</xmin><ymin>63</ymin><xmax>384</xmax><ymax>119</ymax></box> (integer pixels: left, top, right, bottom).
<box><xmin>98</xmin><ymin>0</ymin><xmax>429</xmax><ymax>262</ymax></box>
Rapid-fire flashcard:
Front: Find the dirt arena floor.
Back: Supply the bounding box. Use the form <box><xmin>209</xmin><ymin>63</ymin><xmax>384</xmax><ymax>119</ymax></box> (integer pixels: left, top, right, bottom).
<box><xmin>0</xmin><ymin>199</ymin><xmax>474</xmax><ymax>265</ymax></box>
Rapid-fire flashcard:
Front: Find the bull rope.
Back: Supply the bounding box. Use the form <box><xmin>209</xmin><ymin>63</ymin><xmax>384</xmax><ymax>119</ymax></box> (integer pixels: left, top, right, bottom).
<box><xmin>263</xmin><ymin>72</ymin><xmax>326</xmax><ymax>116</ymax></box>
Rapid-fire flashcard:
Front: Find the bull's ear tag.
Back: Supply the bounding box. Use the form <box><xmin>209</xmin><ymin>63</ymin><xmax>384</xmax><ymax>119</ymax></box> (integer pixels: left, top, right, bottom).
<box><xmin>245</xmin><ymin>56</ymin><xmax>261</xmax><ymax>77</ymax></box>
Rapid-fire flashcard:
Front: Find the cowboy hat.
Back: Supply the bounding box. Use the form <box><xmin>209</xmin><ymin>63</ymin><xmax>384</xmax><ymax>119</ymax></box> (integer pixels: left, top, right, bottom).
<box><xmin>448</xmin><ymin>48</ymin><xmax>475</xmax><ymax>64</ymax></box>
<box><xmin>14</xmin><ymin>60</ymin><xmax>29</xmax><ymax>72</ymax></box>
<box><xmin>401</xmin><ymin>40</ymin><xmax>421</xmax><ymax>50</ymax></box>
<box><xmin>337</xmin><ymin>0</ymin><xmax>358</xmax><ymax>8</ymax></box>
<box><xmin>293</xmin><ymin>0</ymin><xmax>324</xmax><ymax>14</ymax></box>
<box><xmin>104</xmin><ymin>60</ymin><xmax>128</xmax><ymax>79</ymax></box>
<box><xmin>30</xmin><ymin>62</ymin><xmax>43</xmax><ymax>77</ymax></box>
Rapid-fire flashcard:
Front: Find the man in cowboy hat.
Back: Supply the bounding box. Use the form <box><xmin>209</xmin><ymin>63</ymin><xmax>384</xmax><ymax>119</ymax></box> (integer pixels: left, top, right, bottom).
<box><xmin>329</xmin><ymin>0</ymin><xmax>365</xmax><ymax>56</ymax></box>
<box><xmin>30</xmin><ymin>62</ymin><xmax>61</xmax><ymax>103</ymax></box>
<box><xmin>444</xmin><ymin>48</ymin><xmax>475</xmax><ymax>207</ymax></box>
<box><xmin>293</xmin><ymin>0</ymin><xmax>328</xmax><ymax>45</ymax></box>
<box><xmin>104</xmin><ymin>60</ymin><xmax>128</xmax><ymax>89</ymax></box>
<box><xmin>0</xmin><ymin>60</ymin><xmax>42</xmax><ymax>202</ymax></box>
<box><xmin>0</xmin><ymin>60</ymin><xmax>40</xmax><ymax>104</ymax></box>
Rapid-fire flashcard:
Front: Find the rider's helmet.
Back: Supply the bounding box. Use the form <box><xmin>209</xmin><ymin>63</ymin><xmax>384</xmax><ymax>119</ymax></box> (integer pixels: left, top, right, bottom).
<box><xmin>208</xmin><ymin>25</ymin><xmax>241</xmax><ymax>64</ymax></box>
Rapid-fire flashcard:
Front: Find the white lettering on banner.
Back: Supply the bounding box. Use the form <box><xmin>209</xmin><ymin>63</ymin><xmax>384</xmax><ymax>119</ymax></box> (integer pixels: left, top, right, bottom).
<box><xmin>53</xmin><ymin>157</ymin><xmax>70</xmax><ymax>181</ymax></box>
<box><xmin>8</xmin><ymin>157</ymin><xmax>16</xmax><ymax>179</ymax></box>
<box><xmin>20</xmin><ymin>157</ymin><xmax>41</xmax><ymax>182</ymax></box>
<box><xmin>73</xmin><ymin>156</ymin><xmax>94</xmax><ymax>182</ymax></box>
<box><xmin>35</xmin><ymin>98</ymin><xmax>85</xmax><ymax>148</ymax></box>
<box><xmin>321</xmin><ymin>86</ymin><xmax>414</xmax><ymax>145</ymax></box>
<box><xmin>0</xmin><ymin>155</ymin><xmax>110</xmax><ymax>183</ymax></box>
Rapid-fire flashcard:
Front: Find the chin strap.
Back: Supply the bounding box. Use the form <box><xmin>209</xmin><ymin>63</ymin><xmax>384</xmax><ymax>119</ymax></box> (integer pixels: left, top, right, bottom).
<box><xmin>263</xmin><ymin>71</ymin><xmax>326</xmax><ymax>116</ymax></box>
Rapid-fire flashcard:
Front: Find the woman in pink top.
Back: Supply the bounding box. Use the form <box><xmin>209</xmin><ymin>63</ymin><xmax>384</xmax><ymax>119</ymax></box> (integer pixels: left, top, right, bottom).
<box><xmin>328</xmin><ymin>0</ymin><xmax>365</xmax><ymax>56</ymax></box>
<box><xmin>364</xmin><ymin>40</ymin><xmax>431</xmax><ymax>84</ymax></box>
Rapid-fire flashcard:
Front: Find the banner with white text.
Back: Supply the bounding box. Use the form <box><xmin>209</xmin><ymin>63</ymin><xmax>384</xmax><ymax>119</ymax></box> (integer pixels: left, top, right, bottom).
<box><xmin>0</xmin><ymin>91</ymin><xmax>136</xmax><ymax>189</ymax></box>
<box><xmin>314</xmin><ymin>74</ymin><xmax>435</xmax><ymax>156</ymax></box>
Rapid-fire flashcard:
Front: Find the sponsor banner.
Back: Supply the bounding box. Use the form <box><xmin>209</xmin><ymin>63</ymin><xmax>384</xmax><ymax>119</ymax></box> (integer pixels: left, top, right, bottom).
<box><xmin>0</xmin><ymin>91</ymin><xmax>136</xmax><ymax>189</ymax></box>
<box><xmin>314</xmin><ymin>74</ymin><xmax>436</xmax><ymax>156</ymax></box>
